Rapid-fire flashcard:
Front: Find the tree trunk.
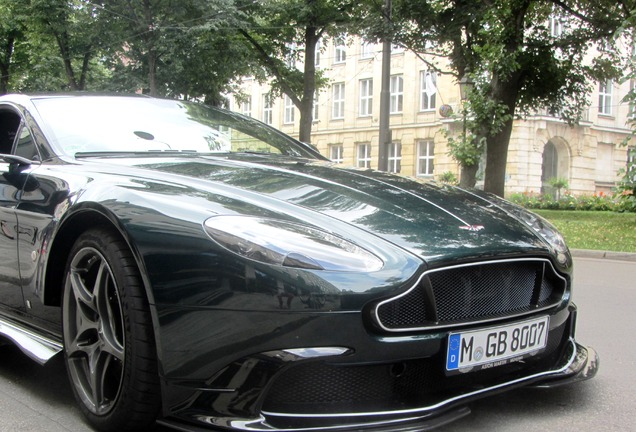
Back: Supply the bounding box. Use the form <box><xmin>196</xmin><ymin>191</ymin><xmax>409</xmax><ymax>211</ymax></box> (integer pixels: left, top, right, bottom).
<box><xmin>147</xmin><ymin>50</ymin><xmax>158</xmax><ymax>96</ymax></box>
<box><xmin>54</xmin><ymin>31</ymin><xmax>80</xmax><ymax>90</ymax></box>
<box><xmin>141</xmin><ymin>0</ymin><xmax>159</xmax><ymax>96</ymax></box>
<box><xmin>483</xmin><ymin>116</ymin><xmax>514</xmax><ymax>196</ymax></box>
<box><xmin>483</xmin><ymin>73</ymin><xmax>521</xmax><ymax>197</ymax></box>
<box><xmin>78</xmin><ymin>49</ymin><xmax>92</xmax><ymax>91</ymax></box>
<box><xmin>480</xmin><ymin>1</ymin><xmax>529</xmax><ymax>197</ymax></box>
<box><xmin>0</xmin><ymin>35</ymin><xmax>14</xmax><ymax>95</ymax></box>
<box><xmin>459</xmin><ymin>163</ymin><xmax>478</xmax><ymax>188</ymax></box>
<box><xmin>299</xmin><ymin>26</ymin><xmax>318</xmax><ymax>144</ymax></box>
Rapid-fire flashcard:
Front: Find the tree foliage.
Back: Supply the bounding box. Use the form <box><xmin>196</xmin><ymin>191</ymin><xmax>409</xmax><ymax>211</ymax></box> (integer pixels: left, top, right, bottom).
<box><xmin>100</xmin><ymin>0</ymin><xmax>257</xmax><ymax>101</ymax></box>
<box><xmin>238</xmin><ymin>0</ymin><xmax>359</xmax><ymax>143</ymax></box>
<box><xmin>362</xmin><ymin>0</ymin><xmax>626</xmax><ymax>196</ymax></box>
<box><xmin>2</xmin><ymin>0</ymin><xmax>635</xmax><ymax>193</ymax></box>
<box><xmin>1</xmin><ymin>0</ymin><xmax>258</xmax><ymax>102</ymax></box>
<box><xmin>0</xmin><ymin>0</ymin><xmax>26</xmax><ymax>94</ymax></box>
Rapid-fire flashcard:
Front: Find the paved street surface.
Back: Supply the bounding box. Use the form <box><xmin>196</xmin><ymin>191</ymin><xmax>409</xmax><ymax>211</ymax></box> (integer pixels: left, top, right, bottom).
<box><xmin>0</xmin><ymin>256</ymin><xmax>634</xmax><ymax>432</ymax></box>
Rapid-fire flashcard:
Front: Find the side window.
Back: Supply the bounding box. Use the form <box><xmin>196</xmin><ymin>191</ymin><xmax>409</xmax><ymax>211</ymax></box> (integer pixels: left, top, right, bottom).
<box><xmin>14</xmin><ymin>125</ymin><xmax>39</xmax><ymax>161</ymax></box>
<box><xmin>0</xmin><ymin>111</ymin><xmax>21</xmax><ymax>155</ymax></box>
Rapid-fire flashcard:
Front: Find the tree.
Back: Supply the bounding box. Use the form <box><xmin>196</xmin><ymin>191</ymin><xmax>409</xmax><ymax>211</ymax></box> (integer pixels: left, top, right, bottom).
<box><xmin>470</xmin><ymin>0</ymin><xmax>620</xmax><ymax>196</ymax></box>
<box><xmin>239</xmin><ymin>0</ymin><xmax>357</xmax><ymax>143</ymax></box>
<box><xmin>355</xmin><ymin>0</ymin><xmax>483</xmax><ymax>185</ymax></box>
<box><xmin>0</xmin><ymin>1</ymin><xmax>26</xmax><ymax>94</ymax></box>
<box><xmin>365</xmin><ymin>0</ymin><xmax>623</xmax><ymax>196</ymax></box>
<box><xmin>1</xmin><ymin>0</ymin><xmax>256</xmax><ymax>103</ymax></box>
<box><xmin>156</xmin><ymin>1</ymin><xmax>258</xmax><ymax>104</ymax></box>
<box><xmin>609</xmin><ymin>1</ymin><xmax>636</xmax><ymax>212</ymax></box>
<box><xmin>26</xmin><ymin>0</ymin><xmax>111</xmax><ymax>91</ymax></box>
<box><xmin>3</xmin><ymin>0</ymin><xmax>113</xmax><ymax>93</ymax></box>
<box><xmin>104</xmin><ymin>0</ymin><xmax>254</xmax><ymax>102</ymax></box>
<box><xmin>103</xmin><ymin>0</ymin><xmax>186</xmax><ymax>97</ymax></box>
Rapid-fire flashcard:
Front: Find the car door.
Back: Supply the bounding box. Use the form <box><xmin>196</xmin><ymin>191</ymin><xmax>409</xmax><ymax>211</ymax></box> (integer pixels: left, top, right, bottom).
<box><xmin>12</xmin><ymin>119</ymin><xmax>69</xmax><ymax>329</ymax></box>
<box><xmin>0</xmin><ymin>108</ymin><xmax>26</xmax><ymax>312</ymax></box>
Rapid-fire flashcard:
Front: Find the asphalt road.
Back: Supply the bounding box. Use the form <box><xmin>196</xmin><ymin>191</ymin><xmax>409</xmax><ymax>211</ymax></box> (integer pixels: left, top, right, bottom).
<box><xmin>0</xmin><ymin>256</ymin><xmax>634</xmax><ymax>432</ymax></box>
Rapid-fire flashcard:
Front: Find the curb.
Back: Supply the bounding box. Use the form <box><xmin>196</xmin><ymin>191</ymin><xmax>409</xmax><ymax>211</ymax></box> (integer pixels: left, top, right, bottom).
<box><xmin>571</xmin><ymin>249</ymin><xmax>636</xmax><ymax>262</ymax></box>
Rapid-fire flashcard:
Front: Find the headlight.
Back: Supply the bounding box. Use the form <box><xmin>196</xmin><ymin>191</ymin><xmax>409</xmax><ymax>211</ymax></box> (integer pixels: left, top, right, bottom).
<box><xmin>203</xmin><ymin>215</ymin><xmax>384</xmax><ymax>272</ymax></box>
<box><xmin>486</xmin><ymin>195</ymin><xmax>570</xmax><ymax>265</ymax></box>
<box><xmin>517</xmin><ymin>211</ymin><xmax>568</xmax><ymax>251</ymax></box>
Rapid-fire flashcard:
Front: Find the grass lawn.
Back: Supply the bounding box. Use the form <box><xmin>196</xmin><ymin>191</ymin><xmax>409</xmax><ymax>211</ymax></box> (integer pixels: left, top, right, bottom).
<box><xmin>534</xmin><ymin>210</ymin><xmax>636</xmax><ymax>253</ymax></box>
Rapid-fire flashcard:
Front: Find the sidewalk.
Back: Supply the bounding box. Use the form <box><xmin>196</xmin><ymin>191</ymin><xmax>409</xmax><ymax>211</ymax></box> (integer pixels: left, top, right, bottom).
<box><xmin>571</xmin><ymin>249</ymin><xmax>636</xmax><ymax>262</ymax></box>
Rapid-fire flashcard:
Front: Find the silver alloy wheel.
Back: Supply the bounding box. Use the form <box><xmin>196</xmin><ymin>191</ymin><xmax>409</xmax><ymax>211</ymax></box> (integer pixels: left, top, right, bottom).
<box><xmin>63</xmin><ymin>246</ymin><xmax>125</xmax><ymax>416</ymax></box>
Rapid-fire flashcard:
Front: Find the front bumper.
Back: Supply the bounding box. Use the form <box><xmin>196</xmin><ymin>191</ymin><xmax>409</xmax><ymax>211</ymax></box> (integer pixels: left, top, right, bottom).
<box><xmin>158</xmin><ymin>339</ymin><xmax>597</xmax><ymax>432</ymax></box>
<box><xmin>530</xmin><ymin>342</ymin><xmax>599</xmax><ymax>388</ymax></box>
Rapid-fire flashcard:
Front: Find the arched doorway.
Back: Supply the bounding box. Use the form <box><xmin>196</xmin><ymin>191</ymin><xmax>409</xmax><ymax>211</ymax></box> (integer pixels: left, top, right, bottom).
<box><xmin>541</xmin><ymin>139</ymin><xmax>570</xmax><ymax>198</ymax></box>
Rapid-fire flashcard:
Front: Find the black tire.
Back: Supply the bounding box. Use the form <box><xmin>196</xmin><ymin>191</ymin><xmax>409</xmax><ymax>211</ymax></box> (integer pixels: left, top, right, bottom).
<box><xmin>62</xmin><ymin>228</ymin><xmax>161</xmax><ymax>431</ymax></box>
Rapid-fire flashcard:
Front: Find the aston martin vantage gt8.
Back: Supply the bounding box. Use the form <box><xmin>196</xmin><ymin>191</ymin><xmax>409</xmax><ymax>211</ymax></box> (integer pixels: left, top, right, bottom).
<box><xmin>0</xmin><ymin>94</ymin><xmax>598</xmax><ymax>432</ymax></box>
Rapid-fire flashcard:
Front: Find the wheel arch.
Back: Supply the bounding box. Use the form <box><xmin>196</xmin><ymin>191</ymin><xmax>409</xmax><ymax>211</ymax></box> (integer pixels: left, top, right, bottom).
<box><xmin>43</xmin><ymin>206</ymin><xmax>155</xmax><ymax>310</ymax></box>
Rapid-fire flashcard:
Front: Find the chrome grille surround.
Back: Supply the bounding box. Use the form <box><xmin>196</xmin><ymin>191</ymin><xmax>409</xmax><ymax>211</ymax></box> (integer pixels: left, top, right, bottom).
<box><xmin>374</xmin><ymin>258</ymin><xmax>568</xmax><ymax>332</ymax></box>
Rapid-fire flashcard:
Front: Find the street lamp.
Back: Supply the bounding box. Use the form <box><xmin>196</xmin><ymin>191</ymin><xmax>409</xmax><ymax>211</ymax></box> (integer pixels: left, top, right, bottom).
<box><xmin>459</xmin><ymin>74</ymin><xmax>474</xmax><ymax>139</ymax></box>
<box><xmin>459</xmin><ymin>74</ymin><xmax>474</xmax><ymax>102</ymax></box>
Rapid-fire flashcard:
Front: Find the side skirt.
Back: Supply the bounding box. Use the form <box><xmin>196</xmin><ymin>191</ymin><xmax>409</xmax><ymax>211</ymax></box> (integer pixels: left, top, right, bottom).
<box><xmin>0</xmin><ymin>316</ymin><xmax>62</xmax><ymax>364</ymax></box>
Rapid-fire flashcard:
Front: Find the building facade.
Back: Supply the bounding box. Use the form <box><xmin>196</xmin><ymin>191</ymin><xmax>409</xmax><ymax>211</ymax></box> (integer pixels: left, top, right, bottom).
<box><xmin>232</xmin><ymin>37</ymin><xmax>633</xmax><ymax>197</ymax></box>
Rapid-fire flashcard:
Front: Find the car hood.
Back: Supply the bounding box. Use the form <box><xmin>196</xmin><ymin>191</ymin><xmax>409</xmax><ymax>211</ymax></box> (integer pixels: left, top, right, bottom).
<box><xmin>94</xmin><ymin>155</ymin><xmax>551</xmax><ymax>265</ymax></box>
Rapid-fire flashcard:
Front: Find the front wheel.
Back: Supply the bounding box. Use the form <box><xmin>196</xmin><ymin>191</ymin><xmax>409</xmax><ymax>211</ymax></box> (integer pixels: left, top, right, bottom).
<box><xmin>62</xmin><ymin>228</ymin><xmax>161</xmax><ymax>431</ymax></box>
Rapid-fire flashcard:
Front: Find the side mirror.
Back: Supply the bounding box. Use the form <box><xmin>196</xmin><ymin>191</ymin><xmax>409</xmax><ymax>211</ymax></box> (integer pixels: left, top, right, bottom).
<box><xmin>0</xmin><ymin>154</ymin><xmax>34</xmax><ymax>167</ymax></box>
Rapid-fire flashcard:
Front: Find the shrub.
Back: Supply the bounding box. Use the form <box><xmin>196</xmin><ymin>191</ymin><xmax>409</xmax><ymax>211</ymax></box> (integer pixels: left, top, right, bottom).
<box><xmin>614</xmin><ymin>172</ymin><xmax>636</xmax><ymax>212</ymax></box>
<box><xmin>548</xmin><ymin>177</ymin><xmax>569</xmax><ymax>200</ymax></box>
<box><xmin>615</xmin><ymin>189</ymin><xmax>636</xmax><ymax>212</ymax></box>
<box><xmin>508</xmin><ymin>191</ymin><xmax>624</xmax><ymax>212</ymax></box>
<box><xmin>438</xmin><ymin>171</ymin><xmax>459</xmax><ymax>185</ymax></box>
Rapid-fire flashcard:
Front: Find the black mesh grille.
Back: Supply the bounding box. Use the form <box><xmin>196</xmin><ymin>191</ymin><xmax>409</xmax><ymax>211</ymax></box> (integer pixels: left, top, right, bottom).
<box><xmin>263</xmin><ymin>322</ymin><xmax>567</xmax><ymax>414</ymax></box>
<box><xmin>377</xmin><ymin>260</ymin><xmax>566</xmax><ymax>330</ymax></box>
<box><xmin>376</xmin><ymin>282</ymin><xmax>430</xmax><ymax>328</ymax></box>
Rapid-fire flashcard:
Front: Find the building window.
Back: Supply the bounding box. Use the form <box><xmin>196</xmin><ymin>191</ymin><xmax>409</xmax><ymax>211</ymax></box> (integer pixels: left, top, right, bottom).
<box><xmin>417</xmin><ymin>140</ymin><xmax>435</xmax><ymax>176</ymax></box>
<box><xmin>262</xmin><ymin>94</ymin><xmax>273</xmax><ymax>125</ymax></box>
<box><xmin>541</xmin><ymin>142</ymin><xmax>558</xmax><ymax>187</ymax></box>
<box><xmin>548</xmin><ymin>3</ymin><xmax>568</xmax><ymax>38</ymax></box>
<box><xmin>334</xmin><ymin>36</ymin><xmax>346</xmax><ymax>64</ymax></box>
<box><xmin>628</xmin><ymin>147</ymin><xmax>636</xmax><ymax>182</ymax></box>
<box><xmin>241</xmin><ymin>97</ymin><xmax>252</xmax><ymax>117</ymax></box>
<box><xmin>330</xmin><ymin>144</ymin><xmax>344</xmax><ymax>163</ymax></box>
<box><xmin>361</xmin><ymin>41</ymin><xmax>375</xmax><ymax>59</ymax></box>
<box><xmin>315</xmin><ymin>39</ymin><xmax>321</xmax><ymax>68</ymax></box>
<box><xmin>359</xmin><ymin>79</ymin><xmax>373</xmax><ymax>117</ymax></box>
<box><xmin>285</xmin><ymin>42</ymin><xmax>297</xmax><ymax>68</ymax></box>
<box><xmin>357</xmin><ymin>143</ymin><xmax>371</xmax><ymax>168</ymax></box>
<box><xmin>596</xmin><ymin>143</ymin><xmax>615</xmax><ymax>183</ymax></box>
<box><xmin>630</xmin><ymin>81</ymin><xmax>636</xmax><ymax>119</ymax></box>
<box><xmin>420</xmin><ymin>71</ymin><xmax>437</xmax><ymax>111</ymax></box>
<box><xmin>390</xmin><ymin>75</ymin><xmax>403</xmax><ymax>114</ymax></box>
<box><xmin>550</xmin><ymin>14</ymin><xmax>563</xmax><ymax>37</ymax></box>
<box><xmin>388</xmin><ymin>142</ymin><xmax>402</xmax><ymax>173</ymax></box>
<box><xmin>313</xmin><ymin>92</ymin><xmax>319</xmax><ymax>122</ymax></box>
<box><xmin>284</xmin><ymin>95</ymin><xmax>295</xmax><ymax>124</ymax></box>
<box><xmin>332</xmin><ymin>83</ymin><xmax>345</xmax><ymax>119</ymax></box>
<box><xmin>599</xmin><ymin>79</ymin><xmax>613</xmax><ymax>116</ymax></box>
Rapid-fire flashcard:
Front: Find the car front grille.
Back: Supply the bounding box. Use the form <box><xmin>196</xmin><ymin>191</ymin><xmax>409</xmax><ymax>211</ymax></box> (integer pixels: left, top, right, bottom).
<box><xmin>375</xmin><ymin>259</ymin><xmax>567</xmax><ymax>331</ymax></box>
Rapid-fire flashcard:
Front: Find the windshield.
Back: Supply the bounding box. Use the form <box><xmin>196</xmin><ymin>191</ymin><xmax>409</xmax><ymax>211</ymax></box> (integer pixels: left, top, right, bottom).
<box><xmin>32</xmin><ymin>96</ymin><xmax>319</xmax><ymax>159</ymax></box>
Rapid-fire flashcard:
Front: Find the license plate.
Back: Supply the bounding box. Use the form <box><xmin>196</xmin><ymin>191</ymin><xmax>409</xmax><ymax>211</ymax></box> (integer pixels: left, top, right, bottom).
<box><xmin>446</xmin><ymin>316</ymin><xmax>549</xmax><ymax>374</ymax></box>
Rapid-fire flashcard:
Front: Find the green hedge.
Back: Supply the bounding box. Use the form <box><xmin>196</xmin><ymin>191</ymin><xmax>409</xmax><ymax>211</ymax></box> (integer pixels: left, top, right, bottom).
<box><xmin>508</xmin><ymin>191</ymin><xmax>635</xmax><ymax>212</ymax></box>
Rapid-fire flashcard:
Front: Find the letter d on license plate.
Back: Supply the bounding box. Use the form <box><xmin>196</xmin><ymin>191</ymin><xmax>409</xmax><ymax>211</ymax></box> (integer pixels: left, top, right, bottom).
<box><xmin>446</xmin><ymin>316</ymin><xmax>549</xmax><ymax>373</ymax></box>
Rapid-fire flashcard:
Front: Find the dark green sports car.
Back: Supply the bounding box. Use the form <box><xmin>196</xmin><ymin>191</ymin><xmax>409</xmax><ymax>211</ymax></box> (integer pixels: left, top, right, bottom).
<box><xmin>0</xmin><ymin>94</ymin><xmax>598</xmax><ymax>432</ymax></box>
